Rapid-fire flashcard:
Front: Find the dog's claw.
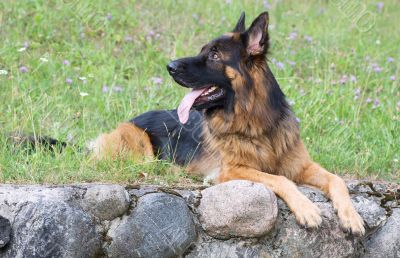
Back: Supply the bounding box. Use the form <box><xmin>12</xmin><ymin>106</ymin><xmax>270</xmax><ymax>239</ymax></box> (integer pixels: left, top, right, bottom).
<box><xmin>292</xmin><ymin>198</ymin><xmax>322</xmax><ymax>229</ymax></box>
<box><xmin>338</xmin><ymin>206</ymin><xmax>365</xmax><ymax>236</ymax></box>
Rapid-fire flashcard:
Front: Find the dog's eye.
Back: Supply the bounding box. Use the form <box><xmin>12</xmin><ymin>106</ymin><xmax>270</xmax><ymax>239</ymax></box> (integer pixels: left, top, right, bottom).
<box><xmin>209</xmin><ymin>52</ymin><xmax>220</xmax><ymax>61</ymax></box>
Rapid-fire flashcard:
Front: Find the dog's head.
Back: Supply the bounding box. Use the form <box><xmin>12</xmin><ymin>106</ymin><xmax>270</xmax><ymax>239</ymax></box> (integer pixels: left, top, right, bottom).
<box><xmin>167</xmin><ymin>12</ymin><xmax>271</xmax><ymax>124</ymax></box>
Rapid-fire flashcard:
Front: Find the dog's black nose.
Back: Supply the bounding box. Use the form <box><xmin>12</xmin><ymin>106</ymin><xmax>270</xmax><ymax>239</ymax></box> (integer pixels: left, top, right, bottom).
<box><xmin>167</xmin><ymin>61</ymin><xmax>183</xmax><ymax>75</ymax></box>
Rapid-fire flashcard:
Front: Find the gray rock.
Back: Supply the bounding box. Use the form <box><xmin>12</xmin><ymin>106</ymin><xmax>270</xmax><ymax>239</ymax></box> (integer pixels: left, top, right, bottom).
<box><xmin>363</xmin><ymin>208</ymin><xmax>400</xmax><ymax>258</ymax></box>
<box><xmin>298</xmin><ymin>185</ymin><xmax>328</xmax><ymax>202</ymax></box>
<box><xmin>128</xmin><ymin>185</ymin><xmax>159</xmax><ymax>198</ymax></box>
<box><xmin>81</xmin><ymin>184</ymin><xmax>130</xmax><ymax>220</ymax></box>
<box><xmin>0</xmin><ymin>201</ymin><xmax>101</xmax><ymax>258</ymax></box>
<box><xmin>260</xmin><ymin>202</ymin><xmax>363</xmax><ymax>258</ymax></box>
<box><xmin>0</xmin><ymin>181</ymin><xmax>398</xmax><ymax>258</ymax></box>
<box><xmin>186</xmin><ymin>239</ymin><xmax>266</xmax><ymax>258</ymax></box>
<box><xmin>106</xmin><ymin>193</ymin><xmax>196</xmax><ymax>258</ymax></box>
<box><xmin>198</xmin><ymin>180</ymin><xmax>278</xmax><ymax>239</ymax></box>
<box><xmin>0</xmin><ymin>216</ymin><xmax>11</xmax><ymax>248</ymax></box>
<box><xmin>352</xmin><ymin>195</ymin><xmax>386</xmax><ymax>229</ymax></box>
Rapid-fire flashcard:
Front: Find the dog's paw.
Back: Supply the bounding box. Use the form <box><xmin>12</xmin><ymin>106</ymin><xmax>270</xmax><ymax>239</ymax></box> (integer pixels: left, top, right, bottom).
<box><xmin>293</xmin><ymin>198</ymin><xmax>322</xmax><ymax>228</ymax></box>
<box><xmin>338</xmin><ymin>206</ymin><xmax>365</xmax><ymax>236</ymax></box>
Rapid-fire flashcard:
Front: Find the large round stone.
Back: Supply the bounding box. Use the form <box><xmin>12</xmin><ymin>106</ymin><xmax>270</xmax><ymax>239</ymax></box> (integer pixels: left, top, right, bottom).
<box><xmin>198</xmin><ymin>180</ymin><xmax>278</xmax><ymax>239</ymax></box>
<box><xmin>80</xmin><ymin>184</ymin><xmax>130</xmax><ymax>221</ymax></box>
<box><xmin>0</xmin><ymin>201</ymin><xmax>101</xmax><ymax>258</ymax></box>
<box><xmin>0</xmin><ymin>216</ymin><xmax>11</xmax><ymax>248</ymax></box>
<box><xmin>106</xmin><ymin>193</ymin><xmax>196</xmax><ymax>258</ymax></box>
<box><xmin>364</xmin><ymin>208</ymin><xmax>400</xmax><ymax>258</ymax></box>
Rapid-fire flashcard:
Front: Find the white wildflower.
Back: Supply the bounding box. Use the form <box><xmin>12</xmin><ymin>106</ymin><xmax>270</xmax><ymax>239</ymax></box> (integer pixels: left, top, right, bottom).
<box><xmin>79</xmin><ymin>92</ymin><xmax>89</xmax><ymax>97</ymax></box>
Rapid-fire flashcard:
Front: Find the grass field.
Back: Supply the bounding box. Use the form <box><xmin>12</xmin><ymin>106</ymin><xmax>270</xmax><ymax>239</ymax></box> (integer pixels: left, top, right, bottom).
<box><xmin>0</xmin><ymin>0</ymin><xmax>399</xmax><ymax>184</ymax></box>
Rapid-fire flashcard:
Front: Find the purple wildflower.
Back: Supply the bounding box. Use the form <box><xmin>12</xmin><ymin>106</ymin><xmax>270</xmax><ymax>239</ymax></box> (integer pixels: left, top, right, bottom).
<box><xmin>112</xmin><ymin>85</ymin><xmax>124</xmax><ymax>92</ymax></box>
<box><xmin>288</xmin><ymin>32</ymin><xmax>297</xmax><ymax>40</ymax></box>
<box><xmin>397</xmin><ymin>101</ymin><xmax>400</xmax><ymax>111</ymax></box>
<box><xmin>19</xmin><ymin>66</ymin><xmax>28</xmax><ymax>73</ymax></box>
<box><xmin>263</xmin><ymin>0</ymin><xmax>271</xmax><ymax>10</ymax></box>
<box><xmin>151</xmin><ymin>77</ymin><xmax>163</xmax><ymax>85</ymax></box>
<box><xmin>390</xmin><ymin>75</ymin><xmax>396</xmax><ymax>81</ymax></box>
<box><xmin>366</xmin><ymin>97</ymin><xmax>372</xmax><ymax>104</ymax></box>
<box><xmin>63</xmin><ymin>60</ymin><xmax>70</xmax><ymax>66</ymax></box>
<box><xmin>102</xmin><ymin>85</ymin><xmax>109</xmax><ymax>93</ymax></box>
<box><xmin>66</xmin><ymin>78</ymin><xmax>73</xmax><ymax>85</ymax></box>
<box><xmin>371</xmin><ymin>63</ymin><xmax>383</xmax><ymax>73</ymax></box>
<box><xmin>304</xmin><ymin>35</ymin><xmax>313</xmax><ymax>43</ymax></box>
<box><xmin>339</xmin><ymin>75</ymin><xmax>348</xmax><ymax>84</ymax></box>
<box><xmin>287</xmin><ymin>60</ymin><xmax>296</xmax><ymax>66</ymax></box>
<box><xmin>276</xmin><ymin>62</ymin><xmax>285</xmax><ymax>70</ymax></box>
<box><xmin>354</xmin><ymin>88</ymin><xmax>361</xmax><ymax>100</ymax></box>
<box><xmin>124</xmin><ymin>35</ymin><xmax>133</xmax><ymax>42</ymax></box>
<box><xmin>23</xmin><ymin>41</ymin><xmax>29</xmax><ymax>49</ymax></box>
<box><xmin>377</xmin><ymin>2</ymin><xmax>384</xmax><ymax>13</ymax></box>
<box><xmin>372</xmin><ymin>98</ymin><xmax>380</xmax><ymax>109</ymax></box>
<box><xmin>350</xmin><ymin>75</ymin><xmax>357</xmax><ymax>83</ymax></box>
<box><xmin>146</xmin><ymin>30</ymin><xmax>161</xmax><ymax>41</ymax></box>
<box><xmin>387</xmin><ymin>57</ymin><xmax>394</xmax><ymax>63</ymax></box>
<box><xmin>106</xmin><ymin>13</ymin><xmax>112</xmax><ymax>20</ymax></box>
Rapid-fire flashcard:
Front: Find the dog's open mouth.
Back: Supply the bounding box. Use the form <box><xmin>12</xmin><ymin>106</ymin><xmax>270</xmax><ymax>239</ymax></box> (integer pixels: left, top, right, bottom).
<box><xmin>177</xmin><ymin>86</ymin><xmax>225</xmax><ymax>124</ymax></box>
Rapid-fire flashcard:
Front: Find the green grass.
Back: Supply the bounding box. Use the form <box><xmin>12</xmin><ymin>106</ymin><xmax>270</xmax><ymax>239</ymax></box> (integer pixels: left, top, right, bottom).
<box><xmin>0</xmin><ymin>0</ymin><xmax>399</xmax><ymax>184</ymax></box>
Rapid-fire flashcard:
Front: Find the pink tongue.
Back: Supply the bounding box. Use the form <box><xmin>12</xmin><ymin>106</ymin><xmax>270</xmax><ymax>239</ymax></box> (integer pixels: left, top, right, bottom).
<box><xmin>177</xmin><ymin>88</ymin><xmax>208</xmax><ymax>124</ymax></box>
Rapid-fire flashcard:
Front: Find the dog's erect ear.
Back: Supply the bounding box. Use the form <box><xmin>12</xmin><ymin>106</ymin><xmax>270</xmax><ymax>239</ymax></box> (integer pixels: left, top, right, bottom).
<box><xmin>232</xmin><ymin>12</ymin><xmax>246</xmax><ymax>32</ymax></box>
<box><xmin>245</xmin><ymin>12</ymin><xmax>269</xmax><ymax>55</ymax></box>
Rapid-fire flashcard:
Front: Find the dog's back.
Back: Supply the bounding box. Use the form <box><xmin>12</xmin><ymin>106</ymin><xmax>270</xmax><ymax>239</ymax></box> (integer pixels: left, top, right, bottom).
<box><xmin>132</xmin><ymin>109</ymin><xmax>205</xmax><ymax>165</ymax></box>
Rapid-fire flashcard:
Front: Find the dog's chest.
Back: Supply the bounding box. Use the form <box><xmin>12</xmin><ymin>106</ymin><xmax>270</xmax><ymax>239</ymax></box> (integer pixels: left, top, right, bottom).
<box><xmin>204</xmin><ymin>129</ymin><xmax>278</xmax><ymax>172</ymax></box>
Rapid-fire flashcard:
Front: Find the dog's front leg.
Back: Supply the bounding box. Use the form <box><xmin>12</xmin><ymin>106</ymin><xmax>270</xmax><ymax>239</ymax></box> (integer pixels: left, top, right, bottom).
<box><xmin>296</xmin><ymin>162</ymin><xmax>365</xmax><ymax>235</ymax></box>
<box><xmin>219</xmin><ymin>165</ymin><xmax>322</xmax><ymax>228</ymax></box>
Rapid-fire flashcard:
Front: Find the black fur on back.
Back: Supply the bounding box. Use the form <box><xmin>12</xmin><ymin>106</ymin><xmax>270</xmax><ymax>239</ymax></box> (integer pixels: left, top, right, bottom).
<box><xmin>131</xmin><ymin>110</ymin><xmax>205</xmax><ymax>165</ymax></box>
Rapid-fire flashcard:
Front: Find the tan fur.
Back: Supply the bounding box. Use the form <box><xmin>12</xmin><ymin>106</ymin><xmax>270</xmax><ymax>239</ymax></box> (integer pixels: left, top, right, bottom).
<box><xmin>91</xmin><ymin>30</ymin><xmax>364</xmax><ymax>235</ymax></box>
<box><xmin>296</xmin><ymin>162</ymin><xmax>365</xmax><ymax>233</ymax></box>
<box><xmin>186</xmin><ymin>151</ymin><xmax>220</xmax><ymax>177</ymax></box>
<box><xmin>90</xmin><ymin>123</ymin><xmax>153</xmax><ymax>161</ymax></box>
<box><xmin>92</xmin><ymin>64</ymin><xmax>364</xmax><ymax>235</ymax></box>
<box><xmin>223</xmin><ymin>32</ymin><xmax>241</xmax><ymax>41</ymax></box>
<box><xmin>201</xmin><ymin>63</ymin><xmax>365</xmax><ymax>234</ymax></box>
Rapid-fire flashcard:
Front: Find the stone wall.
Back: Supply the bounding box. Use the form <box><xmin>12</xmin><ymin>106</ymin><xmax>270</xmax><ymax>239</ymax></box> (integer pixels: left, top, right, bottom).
<box><xmin>0</xmin><ymin>180</ymin><xmax>399</xmax><ymax>258</ymax></box>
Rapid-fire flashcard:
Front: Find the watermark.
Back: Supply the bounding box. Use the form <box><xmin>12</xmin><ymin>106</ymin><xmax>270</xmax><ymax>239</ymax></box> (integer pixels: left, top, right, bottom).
<box><xmin>332</xmin><ymin>0</ymin><xmax>376</xmax><ymax>32</ymax></box>
<box><xmin>62</xmin><ymin>0</ymin><xmax>106</xmax><ymax>31</ymax></box>
<box><xmin>163</xmin><ymin>109</ymin><xmax>221</xmax><ymax>165</ymax></box>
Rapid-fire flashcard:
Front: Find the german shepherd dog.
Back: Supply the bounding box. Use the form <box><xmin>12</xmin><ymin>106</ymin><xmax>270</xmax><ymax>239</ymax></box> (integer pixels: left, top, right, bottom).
<box><xmin>90</xmin><ymin>12</ymin><xmax>365</xmax><ymax>235</ymax></box>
